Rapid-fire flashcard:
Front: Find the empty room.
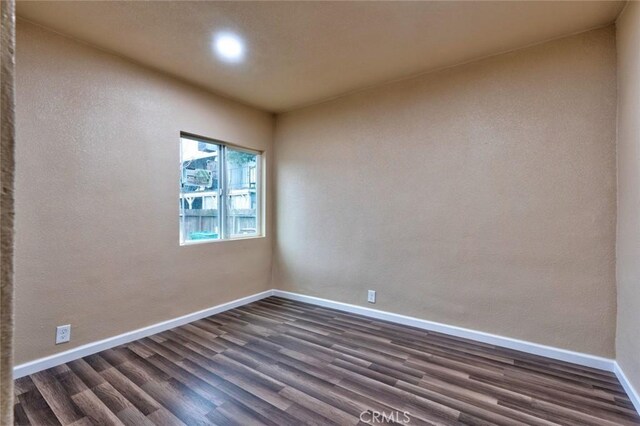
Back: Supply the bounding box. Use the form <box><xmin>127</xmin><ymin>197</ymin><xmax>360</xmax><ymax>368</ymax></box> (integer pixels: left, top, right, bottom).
<box><xmin>1</xmin><ymin>0</ymin><xmax>640</xmax><ymax>424</ymax></box>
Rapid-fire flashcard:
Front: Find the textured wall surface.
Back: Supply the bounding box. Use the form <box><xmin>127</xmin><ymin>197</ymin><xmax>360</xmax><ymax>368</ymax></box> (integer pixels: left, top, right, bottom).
<box><xmin>616</xmin><ymin>1</ymin><xmax>640</xmax><ymax>394</ymax></box>
<box><xmin>273</xmin><ymin>27</ymin><xmax>618</xmax><ymax>357</ymax></box>
<box><xmin>14</xmin><ymin>21</ymin><xmax>273</xmax><ymax>364</ymax></box>
<box><xmin>1</xmin><ymin>0</ymin><xmax>16</xmax><ymax>422</ymax></box>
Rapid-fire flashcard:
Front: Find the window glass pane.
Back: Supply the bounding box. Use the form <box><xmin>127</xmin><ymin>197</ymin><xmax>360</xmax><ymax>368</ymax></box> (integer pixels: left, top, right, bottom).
<box><xmin>180</xmin><ymin>137</ymin><xmax>220</xmax><ymax>243</ymax></box>
<box><xmin>225</xmin><ymin>148</ymin><xmax>259</xmax><ymax>238</ymax></box>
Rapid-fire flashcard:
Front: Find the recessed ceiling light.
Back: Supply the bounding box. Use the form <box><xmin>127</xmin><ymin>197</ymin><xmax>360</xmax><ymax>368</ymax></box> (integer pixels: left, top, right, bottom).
<box><xmin>213</xmin><ymin>33</ymin><xmax>245</xmax><ymax>63</ymax></box>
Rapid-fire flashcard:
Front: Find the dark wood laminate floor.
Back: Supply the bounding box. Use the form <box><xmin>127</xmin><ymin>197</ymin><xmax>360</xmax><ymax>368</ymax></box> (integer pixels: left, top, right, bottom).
<box><xmin>13</xmin><ymin>297</ymin><xmax>640</xmax><ymax>426</ymax></box>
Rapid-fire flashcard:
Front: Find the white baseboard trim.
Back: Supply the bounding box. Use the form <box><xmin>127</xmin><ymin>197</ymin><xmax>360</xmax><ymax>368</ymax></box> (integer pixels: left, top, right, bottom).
<box><xmin>615</xmin><ymin>362</ymin><xmax>640</xmax><ymax>414</ymax></box>
<box><xmin>13</xmin><ymin>288</ymin><xmax>619</xmax><ymax>380</ymax></box>
<box><xmin>272</xmin><ymin>290</ymin><xmax>616</xmax><ymax>372</ymax></box>
<box><xmin>12</xmin><ymin>290</ymin><xmax>274</xmax><ymax>379</ymax></box>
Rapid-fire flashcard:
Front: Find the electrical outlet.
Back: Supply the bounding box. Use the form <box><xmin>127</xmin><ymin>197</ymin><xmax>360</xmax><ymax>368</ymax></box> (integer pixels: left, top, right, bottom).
<box><xmin>367</xmin><ymin>290</ymin><xmax>376</xmax><ymax>304</ymax></box>
<box><xmin>56</xmin><ymin>324</ymin><xmax>71</xmax><ymax>344</ymax></box>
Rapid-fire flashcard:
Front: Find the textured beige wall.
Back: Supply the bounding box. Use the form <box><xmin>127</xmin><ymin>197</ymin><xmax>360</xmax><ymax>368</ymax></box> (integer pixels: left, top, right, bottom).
<box><xmin>15</xmin><ymin>18</ymin><xmax>621</xmax><ymax>366</ymax></box>
<box><xmin>14</xmin><ymin>21</ymin><xmax>274</xmax><ymax>364</ymax></box>
<box><xmin>273</xmin><ymin>27</ymin><xmax>618</xmax><ymax>357</ymax></box>
<box><xmin>616</xmin><ymin>1</ymin><xmax>640</xmax><ymax>393</ymax></box>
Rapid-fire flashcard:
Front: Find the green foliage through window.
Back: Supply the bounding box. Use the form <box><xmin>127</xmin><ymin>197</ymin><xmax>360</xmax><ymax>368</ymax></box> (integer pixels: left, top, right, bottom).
<box><xmin>227</xmin><ymin>150</ymin><xmax>255</xmax><ymax>166</ymax></box>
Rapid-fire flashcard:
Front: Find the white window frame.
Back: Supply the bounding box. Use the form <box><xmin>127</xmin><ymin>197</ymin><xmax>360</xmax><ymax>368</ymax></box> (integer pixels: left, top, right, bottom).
<box><xmin>179</xmin><ymin>133</ymin><xmax>264</xmax><ymax>245</ymax></box>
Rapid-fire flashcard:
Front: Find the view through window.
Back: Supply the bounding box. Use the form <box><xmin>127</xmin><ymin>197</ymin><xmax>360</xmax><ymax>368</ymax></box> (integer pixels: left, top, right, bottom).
<box><xmin>180</xmin><ymin>135</ymin><xmax>261</xmax><ymax>244</ymax></box>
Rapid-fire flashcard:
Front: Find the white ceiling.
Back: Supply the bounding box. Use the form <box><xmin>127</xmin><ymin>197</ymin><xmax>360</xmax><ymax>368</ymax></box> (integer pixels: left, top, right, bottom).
<box><xmin>17</xmin><ymin>1</ymin><xmax>625</xmax><ymax>113</ymax></box>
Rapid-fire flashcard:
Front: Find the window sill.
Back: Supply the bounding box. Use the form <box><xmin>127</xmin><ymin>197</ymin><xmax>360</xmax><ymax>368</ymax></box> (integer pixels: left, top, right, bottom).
<box><xmin>180</xmin><ymin>235</ymin><xmax>265</xmax><ymax>246</ymax></box>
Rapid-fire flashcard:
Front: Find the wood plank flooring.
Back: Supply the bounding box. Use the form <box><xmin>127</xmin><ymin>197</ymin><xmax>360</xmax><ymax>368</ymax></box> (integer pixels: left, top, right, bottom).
<box><xmin>13</xmin><ymin>297</ymin><xmax>640</xmax><ymax>425</ymax></box>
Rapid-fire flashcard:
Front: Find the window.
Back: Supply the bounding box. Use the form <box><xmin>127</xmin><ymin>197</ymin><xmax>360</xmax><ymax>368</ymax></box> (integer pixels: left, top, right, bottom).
<box><xmin>179</xmin><ymin>134</ymin><xmax>262</xmax><ymax>244</ymax></box>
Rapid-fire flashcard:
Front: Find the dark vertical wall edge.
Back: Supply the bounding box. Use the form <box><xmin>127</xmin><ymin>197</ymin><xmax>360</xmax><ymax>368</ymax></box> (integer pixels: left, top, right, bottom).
<box><xmin>1</xmin><ymin>0</ymin><xmax>16</xmax><ymax>424</ymax></box>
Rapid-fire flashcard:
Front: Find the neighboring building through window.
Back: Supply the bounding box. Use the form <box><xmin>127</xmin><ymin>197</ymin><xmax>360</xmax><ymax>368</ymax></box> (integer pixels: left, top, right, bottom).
<box><xmin>179</xmin><ymin>134</ymin><xmax>262</xmax><ymax>244</ymax></box>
